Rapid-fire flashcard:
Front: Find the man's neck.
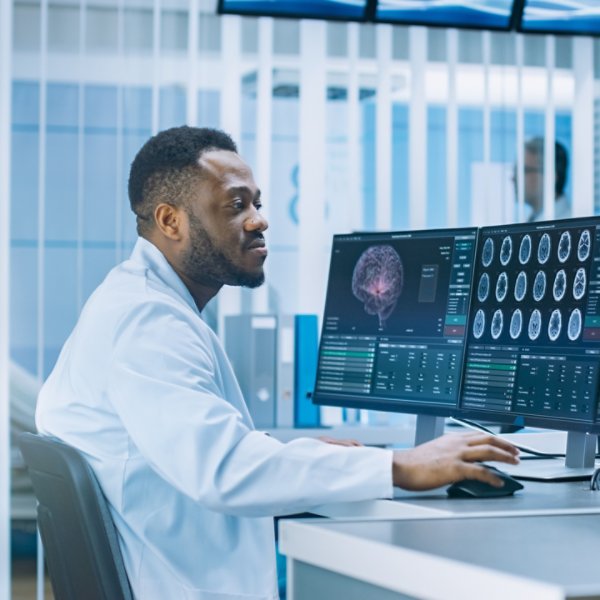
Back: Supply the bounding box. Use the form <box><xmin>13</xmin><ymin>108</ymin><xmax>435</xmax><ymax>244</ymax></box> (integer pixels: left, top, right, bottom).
<box><xmin>175</xmin><ymin>270</ymin><xmax>222</xmax><ymax>313</ymax></box>
<box><xmin>144</xmin><ymin>232</ymin><xmax>222</xmax><ymax>312</ymax></box>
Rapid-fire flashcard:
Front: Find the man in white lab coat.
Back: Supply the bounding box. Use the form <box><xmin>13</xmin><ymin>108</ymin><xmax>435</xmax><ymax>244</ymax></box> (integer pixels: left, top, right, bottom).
<box><xmin>516</xmin><ymin>137</ymin><xmax>570</xmax><ymax>222</ymax></box>
<box><xmin>36</xmin><ymin>126</ymin><xmax>519</xmax><ymax>600</ymax></box>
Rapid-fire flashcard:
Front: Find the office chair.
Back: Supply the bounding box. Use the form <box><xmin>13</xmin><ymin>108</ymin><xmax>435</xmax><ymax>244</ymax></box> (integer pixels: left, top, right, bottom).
<box><xmin>17</xmin><ymin>432</ymin><xmax>133</xmax><ymax>600</ymax></box>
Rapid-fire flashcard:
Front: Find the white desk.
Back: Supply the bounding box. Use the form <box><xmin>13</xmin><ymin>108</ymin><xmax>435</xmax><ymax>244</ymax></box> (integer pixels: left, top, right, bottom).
<box><xmin>265</xmin><ymin>424</ymin><xmax>414</xmax><ymax>447</ymax></box>
<box><xmin>280</xmin><ymin>513</ymin><xmax>600</xmax><ymax>600</ymax></box>
<box><xmin>281</xmin><ymin>480</ymin><xmax>600</xmax><ymax>599</ymax></box>
<box><xmin>314</xmin><ymin>479</ymin><xmax>600</xmax><ymax>520</ymax></box>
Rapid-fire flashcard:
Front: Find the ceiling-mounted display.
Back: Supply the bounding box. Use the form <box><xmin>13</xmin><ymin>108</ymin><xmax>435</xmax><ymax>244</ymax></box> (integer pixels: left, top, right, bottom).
<box><xmin>518</xmin><ymin>0</ymin><xmax>600</xmax><ymax>36</ymax></box>
<box><xmin>218</xmin><ymin>0</ymin><xmax>370</xmax><ymax>21</ymax></box>
<box><xmin>375</xmin><ymin>0</ymin><xmax>517</xmax><ymax>30</ymax></box>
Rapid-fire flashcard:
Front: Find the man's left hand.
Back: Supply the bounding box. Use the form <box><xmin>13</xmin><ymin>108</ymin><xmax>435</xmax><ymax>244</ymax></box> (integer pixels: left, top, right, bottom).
<box><xmin>317</xmin><ymin>436</ymin><xmax>363</xmax><ymax>447</ymax></box>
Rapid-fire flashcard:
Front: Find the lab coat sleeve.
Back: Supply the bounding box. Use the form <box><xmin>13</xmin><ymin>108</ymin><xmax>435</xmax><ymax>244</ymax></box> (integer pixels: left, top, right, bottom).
<box><xmin>107</xmin><ymin>301</ymin><xmax>394</xmax><ymax>517</ymax></box>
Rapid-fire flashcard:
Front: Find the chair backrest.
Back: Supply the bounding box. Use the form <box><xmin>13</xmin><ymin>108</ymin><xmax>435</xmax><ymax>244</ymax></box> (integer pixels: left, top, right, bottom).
<box><xmin>18</xmin><ymin>432</ymin><xmax>133</xmax><ymax>600</ymax></box>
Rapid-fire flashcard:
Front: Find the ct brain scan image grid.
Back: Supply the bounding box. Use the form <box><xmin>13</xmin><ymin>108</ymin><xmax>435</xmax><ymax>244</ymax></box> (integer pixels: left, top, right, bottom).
<box><xmin>471</xmin><ymin>227</ymin><xmax>592</xmax><ymax>344</ymax></box>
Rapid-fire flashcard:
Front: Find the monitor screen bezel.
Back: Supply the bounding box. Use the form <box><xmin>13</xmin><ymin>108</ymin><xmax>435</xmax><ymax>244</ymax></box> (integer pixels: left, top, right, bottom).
<box><xmin>312</xmin><ymin>225</ymin><xmax>479</xmax><ymax>419</ymax></box>
<box><xmin>457</xmin><ymin>216</ymin><xmax>600</xmax><ymax>435</ymax></box>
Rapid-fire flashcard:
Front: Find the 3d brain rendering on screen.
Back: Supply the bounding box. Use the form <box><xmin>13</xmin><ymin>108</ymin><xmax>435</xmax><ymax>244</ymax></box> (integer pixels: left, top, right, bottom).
<box><xmin>352</xmin><ymin>245</ymin><xmax>403</xmax><ymax>329</ymax></box>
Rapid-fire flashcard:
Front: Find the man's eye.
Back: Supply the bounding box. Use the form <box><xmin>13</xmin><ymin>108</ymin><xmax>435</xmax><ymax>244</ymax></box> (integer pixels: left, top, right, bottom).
<box><xmin>232</xmin><ymin>200</ymin><xmax>244</xmax><ymax>210</ymax></box>
<box><xmin>254</xmin><ymin>203</ymin><xmax>262</xmax><ymax>211</ymax></box>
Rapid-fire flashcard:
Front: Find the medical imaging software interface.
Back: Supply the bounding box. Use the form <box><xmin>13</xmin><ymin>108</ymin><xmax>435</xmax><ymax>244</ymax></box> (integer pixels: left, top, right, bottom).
<box><xmin>461</xmin><ymin>218</ymin><xmax>600</xmax><ymax>426</ymax></box>
<box><xmin>313</xmin><ymin>228</ymin><xmax>477</xmax><ymax>413</ymax></box>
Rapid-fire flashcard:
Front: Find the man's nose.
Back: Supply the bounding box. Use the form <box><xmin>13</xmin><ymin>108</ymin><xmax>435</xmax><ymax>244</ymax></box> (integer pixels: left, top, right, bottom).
<box><xmin>244</xmin><ymin>213</ymin><xmax>268</xmax><ymax>233</ymax></box>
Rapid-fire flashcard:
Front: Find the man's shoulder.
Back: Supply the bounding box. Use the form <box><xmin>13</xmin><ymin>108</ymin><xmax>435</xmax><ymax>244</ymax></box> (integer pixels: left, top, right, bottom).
<box><xmin>87</xmin><ymin>259</ymin><xmax>191</xmax><ymax>314</ymax></box>
<box><xmin>555</xmin><ymin>195</ymin><xmax>570</xmax><ymax>220</ymax></box>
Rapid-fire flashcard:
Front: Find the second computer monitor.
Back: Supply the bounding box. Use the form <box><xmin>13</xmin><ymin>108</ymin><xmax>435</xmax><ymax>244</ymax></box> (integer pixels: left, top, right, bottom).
<box><xmin>312</xmin><ymin>227</ymin><xmax>477</xmax><ymax>425</ymax></box>
<box><xmin>461</xmin><ymin>217</ymin><xmax>600</xmax><ymax>433</ymax></box>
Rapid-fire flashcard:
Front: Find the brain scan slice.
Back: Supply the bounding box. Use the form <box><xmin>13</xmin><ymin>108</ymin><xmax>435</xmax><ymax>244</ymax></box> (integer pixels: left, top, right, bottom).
<box><xmin>509</xmin><ymin>309</ymin><xmax>522</xmax><ymax>339</ymax></box>
<box><xmin>500</xmin><ymin>236</ymin><xmax>512</xmax><ymax>266</ymax></box>
<box><xmin>568</xmin><ymin>308</ymin><xmax>582</xmax><ymax>341</ymax></box>
<box><xmin>578</xmin><ymin>230</ymin><xmax>591</xmax><ymax>262</ymax></box>
<box><xmin>473</xmin><ymin>309</ymin><xmax>485</xmax><ymax>339</ymax></box>
<box><xmin>491</xmin><ymin>309</ymin><xmax>504</xmax><ymax>340</ymax></box>
<box><xmin>548</xmin><ymin>309</ymin><xmax>562</xmax><ymax>342</ymax></box>
<box><xmin>533</xmin><ymin>270</ymin><xmax>547</xmax><ymax>302</ymax></box>
<box><xmin>351</xmin><ymin>245</ymin><xmax>404</xmax><ymax>329</ymax></box>
<box><xmin>519</xmin><ymin>234</ymin><xmax>532</xmax><ymax>265</ymax></box>
<box><xmin>495</xmin><ymin>272</ymin><xmax>508</xmax><ymax>302</ymax></box>
<box><xmin>558</xmin><ymin>231</ymin><xmax>571</xmax><ymax>263</ymax></box>
<box><xmin>573</xmin><ymin>267</ymin><xmax>587</xmax><ymax>301</ymax></box>
<box><xmin>553</xmin><ymin>269</ymin><xmax>567</xmax><ymax>302</ymax></box>
<box><xmin>514</xmin><ymin>271</ymin><xmax>527</xmax><ymax>302</ymax></box>
<box><xmin>537</xmin><ymin>233</ymin><xmax>551</xmax><ymax>265</ymax></box>
<box><xmin>528</xmin><ymin>309</ymin><xmax>542</xmax><ymax>341</ymax></box>
<box><xmin>482</xmin><ymin>238</ymin><xmax>494</xmax><ymax>267</ymax></box>
<box><xmin>477</xmin><ymin>273</ymin><xmax>490</xmax><ymax>302</ymax></box>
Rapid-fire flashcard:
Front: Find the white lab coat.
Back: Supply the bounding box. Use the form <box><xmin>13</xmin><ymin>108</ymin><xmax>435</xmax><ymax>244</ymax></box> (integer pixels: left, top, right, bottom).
<box><xmin>36</xmin><ymin>237</ymin><xmax>394</xmax><ymax>600</ymax></box>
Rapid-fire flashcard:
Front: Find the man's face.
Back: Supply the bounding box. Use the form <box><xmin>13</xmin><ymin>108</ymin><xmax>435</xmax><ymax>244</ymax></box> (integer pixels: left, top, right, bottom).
<box><xmin>179</xmin><ymin>150</ymin><xmax>268</xmax><ymax>289</ymax></box>
<box><xmin>523</xmin><ymin>149</ymin><xmax>544</xmax><ymax>212</ymax></box>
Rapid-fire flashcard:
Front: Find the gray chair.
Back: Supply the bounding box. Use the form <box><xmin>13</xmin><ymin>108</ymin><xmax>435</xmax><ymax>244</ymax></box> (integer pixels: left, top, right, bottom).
<box><xmin>17</xmin><ymin>432</ymin><xmax>133</xmax><ymax>600</ymax></box>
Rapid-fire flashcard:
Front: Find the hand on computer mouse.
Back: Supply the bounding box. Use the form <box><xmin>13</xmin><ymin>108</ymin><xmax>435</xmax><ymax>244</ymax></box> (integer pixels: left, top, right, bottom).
<box><xmin>446</xmin><ymin>466</ymin><xmax>524</xmax><ymax>498</ymax></box>
<box><xmin>391</xmin><ymin>432</ymin><xmax>520</xmax><ymax>491</ymax></box>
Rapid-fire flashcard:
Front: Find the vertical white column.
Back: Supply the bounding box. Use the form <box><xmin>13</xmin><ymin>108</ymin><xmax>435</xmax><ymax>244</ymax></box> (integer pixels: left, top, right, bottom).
<box><xmin>151</xmin><ymin>0</ymin><xmax>161</xmax><ymax>134</ymax></box>
<box><xmin>0</xmin><ymin>0</ymin><xmax>12</xmax><ymax>597</ymax></box>
<box><xmin>220</xmin><ymin>16</ymin><xmax>242</xmax><ymax>155</ymax></box>
<box><xmin>446</xmin><ymin>28</ymin><xmax>458</xmax><ymax>227</ymax></box>
<box><xmin>298</xmin><ymin>20</ymin><xmax>327</xmax><ymax>315</ymax></box>
<box><xmin>186</xmin><ymin>0</ymin><xmax>199</xmax><ymax>126</ymax></box>
<box><xmin>115</xmin><ymin>0</ymin><xmax>125</xmax><ymax>262</ymax></box>
<box><xmin>542</xmin><ymin>35</ymin><xmax>556</xmax><ymax>221</ymax></box>
<box><xmin>572</xmin><ymin>37</ymin><xmax>594</xmax><ymax>217</ymax></box>
<box><xmin>76</xmin><ymin>0</ymin><xmax>86</xmax><ymax>311</ymax></box>
<box><xmin>37</xmin><ymin>0</ymin><xmax>49</xmax><ymax>597</ymax></box>
<box><xmin>252</xmin><ymin>17</ymin><xmax>273</xmax><ymax>314</ymax></box>
<box><xmin>409</xmin><ymin>26</ymin><xmax>427</xmax><ymax>230</ymax></box>
<box><xmin>515</xmin><ymin>34</ymin><xmax>525</xmax><ymax>222</ymax></box>
<box><xmin>482</xmin><ymin>31</ymin><xmax>491</xmax><ymax>165</ymax></box>
<box><xmin>347</xmin><ymin>23</ymin><xmax>362</xmax><ymax>232</ymax></box>
<box><xmin>375</xmin><ymin>24</ymin><xmax>392</xmax><ymax>230</ymax></box>
<box><xmin>218</xmin><ymin>15</ymin><xmax>242</xmax><ymax>335</ymax></box>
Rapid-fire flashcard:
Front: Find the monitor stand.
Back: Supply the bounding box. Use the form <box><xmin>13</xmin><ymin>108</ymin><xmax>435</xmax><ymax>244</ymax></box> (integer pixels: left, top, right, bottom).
<box><xmin>500</xmin><ymin>431</ymin><xmax>599</xmax><ymax>482</ymax></box>
<box><xmin>414</xmin><ymin>415</ymin><xmax>445</xmax><ymax>446</ymax></box>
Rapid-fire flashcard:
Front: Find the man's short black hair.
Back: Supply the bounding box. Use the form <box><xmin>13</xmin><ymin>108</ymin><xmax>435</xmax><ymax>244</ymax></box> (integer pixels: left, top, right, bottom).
<box><xmin>525</xmin><ymin>137</ymin><xmax>569</xmax><ymax>197</ymax></box>
<box><xmin>128</xmin><ymin>126</ymin><xmax>237</xmax><ymax>235</ymax></box>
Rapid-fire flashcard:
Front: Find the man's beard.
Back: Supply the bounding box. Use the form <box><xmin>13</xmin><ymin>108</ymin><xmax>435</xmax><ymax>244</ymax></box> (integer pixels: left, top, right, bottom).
<box><xmin>181</xmin><ymin>212</ymin><xmax>265</xmax><ymax>289</ymax></box>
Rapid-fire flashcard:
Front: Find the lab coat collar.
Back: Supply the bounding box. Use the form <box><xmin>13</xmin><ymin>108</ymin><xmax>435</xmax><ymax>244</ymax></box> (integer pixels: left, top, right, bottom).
<box><xmin>130</xmin><ymin>237</ymin><xmax>201</xmax><ymax>316</ymax></box>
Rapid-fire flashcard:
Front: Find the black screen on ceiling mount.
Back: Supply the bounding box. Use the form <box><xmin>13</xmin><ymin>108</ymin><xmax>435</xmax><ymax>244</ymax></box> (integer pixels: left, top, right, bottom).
<box><xmin>218</xmin><ymin>0</ymin><xmax>521</xmax><ymax>29</ymax></box>
<box><xmin>460</xmin><ymin>217</ymin><xmax>600</xmax><ymax>433</ymax></box>
<box><xmin>312</xmin><ymin>227</ymin><xmax>477</xmax><ymax>417</ymax></box>
<box><xmin>517</xmin><ymin>0</ymin><xmax>600</xmax><ymax>36</ymax></box>
<box><xmin>375</xmin><ymin>0</ymin><xmax>518</xmax><ymax>31</ymax></box>
<box><xmin>217</xmin><ymin>0</ymin><xmax>371</xmax><ymax>21</ymax></box>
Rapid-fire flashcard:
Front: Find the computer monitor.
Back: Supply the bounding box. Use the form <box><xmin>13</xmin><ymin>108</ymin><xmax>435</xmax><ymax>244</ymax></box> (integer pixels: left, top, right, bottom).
<box><xmin>374</xmin><ymin>0</ymin><xmax>517</xmax><ymax>31</ymax></box>
<box><xmin>517</xmin><ymin>0</ymin><xmax>600</xmax><ymax>36</ymax></box>
<box><xmin>217</xmin><ymin>0</ymin><xmax>370</xmax><ymax>21</ymax></box>
<box><xmin>460</xmin><ymin>217</ymin><xmax>600</xmax><ymax>479</ymax></box>
<box><xmin>312</xmin><ymin>227</ymin><xmax>478</xmax><ymax>445</ymax></box>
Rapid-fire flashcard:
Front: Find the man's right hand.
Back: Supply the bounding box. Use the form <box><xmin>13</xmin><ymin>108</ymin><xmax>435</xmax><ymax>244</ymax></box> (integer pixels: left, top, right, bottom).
<box><xmin>392</xmin><ymin>432</ymin><xmax>520</xmax><ymax>491</ymax></box>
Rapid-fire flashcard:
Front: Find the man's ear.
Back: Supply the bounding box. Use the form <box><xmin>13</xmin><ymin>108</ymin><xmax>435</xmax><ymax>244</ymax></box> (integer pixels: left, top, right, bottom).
<box><xmin>154</xmin><ymin>203</ymin><xmax>185</xmax><ymax>240</ymax></box>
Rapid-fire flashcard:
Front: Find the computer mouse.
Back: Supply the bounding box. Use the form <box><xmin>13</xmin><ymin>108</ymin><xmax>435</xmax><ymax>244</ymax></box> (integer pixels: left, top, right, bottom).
<box><xmin>446</xmin><ymin>465</ymin><xmax>524</xmax><ymax>498</ymax></box>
